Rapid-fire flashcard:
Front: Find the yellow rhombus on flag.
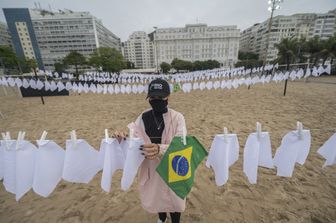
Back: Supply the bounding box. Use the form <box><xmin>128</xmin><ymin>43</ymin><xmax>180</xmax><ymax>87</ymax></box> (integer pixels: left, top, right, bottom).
<box><xmin>156</xmin><ymin>136</ymin><xmax>208</xmax><ymax>199</ymax></box>
<box><xmin>168</xmin><ymin>146</ymin><xmax>192</xmax><ymax>183</ymax></box>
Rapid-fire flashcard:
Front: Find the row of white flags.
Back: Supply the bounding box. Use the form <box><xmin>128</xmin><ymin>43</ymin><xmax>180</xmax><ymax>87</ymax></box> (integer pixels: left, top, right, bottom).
<box><xmin>42</xmin><ymin>64</ymin><xmax>278</xmax><ymax>83</ymax></box>
<box><xmin>0</xmin><ymin>65</ymin><xmax>331</xmax><ymax>95</ymax></box>
<box><xmin>4</xmin><ymin>64</ymin><xmax>330</xmax><ymax>85</ymax></box>
<box><xmin>0</xmin><ymin>125</ymin><xmax>335</xmax><ymax>201</ymax></box>
<box><xmin>55</xmin><ymin>64</ymin><xmax>329</xmax><ymax>84</ymax></box>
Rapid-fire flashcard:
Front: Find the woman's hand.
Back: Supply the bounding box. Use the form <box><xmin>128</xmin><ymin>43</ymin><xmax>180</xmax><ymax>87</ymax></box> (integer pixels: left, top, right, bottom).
<box><xmin>140</xmin><ymin>143</ymin><xmax>160</xmax><ymax>159</ymax></box>
<box><xmin>112</xmin><ymin>130</ymin><xmax>128</xmax><ymax>143</ymax></box>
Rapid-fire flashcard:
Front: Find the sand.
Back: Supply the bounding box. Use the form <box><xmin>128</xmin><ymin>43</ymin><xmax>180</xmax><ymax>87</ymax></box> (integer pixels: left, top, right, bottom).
<box><xmin>0</xmin><ymin>76</ymin><xmax>336</xmax><ymax>223</ymax></box>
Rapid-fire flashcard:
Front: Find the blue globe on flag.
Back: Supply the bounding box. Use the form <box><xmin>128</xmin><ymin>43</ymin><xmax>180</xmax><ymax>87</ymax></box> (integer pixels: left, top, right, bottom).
<box><xmin>172</xmin><ymin>155</ymin><xmax>189</xmax><ymax>176</ymax></box>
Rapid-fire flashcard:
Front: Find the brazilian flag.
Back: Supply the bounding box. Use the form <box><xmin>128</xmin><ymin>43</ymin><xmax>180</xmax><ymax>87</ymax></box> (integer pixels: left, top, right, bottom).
<box><xmin>156</xmin><ymin>136</ymin><xmax>208</xmax><ymax>199</ymax></box>
<box><xmin>173</xmin><ymin>83</ymin><xmax>181</xmax><ymax>92</ymax></box>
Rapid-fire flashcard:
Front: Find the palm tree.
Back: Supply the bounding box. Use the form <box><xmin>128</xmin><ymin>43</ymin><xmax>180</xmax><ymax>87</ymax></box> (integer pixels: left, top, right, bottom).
<box><xmin>319</xmin><ymin>35</ymin><xmax>336</xmax><ymax>66</ymax></box>
<box><xmin>274</xmin><ymin>37</ymin><xmax>299</xmax><ymax>96</ymax></box>
<box><xmin>275</xmin><ymin>38</ymin><xmax>299</xmax><ymax>69</ymax></box>
<box><xmin>304</xmin><ymin>36</ymin><xmax>323</xmax><ymax>65</ymax></box>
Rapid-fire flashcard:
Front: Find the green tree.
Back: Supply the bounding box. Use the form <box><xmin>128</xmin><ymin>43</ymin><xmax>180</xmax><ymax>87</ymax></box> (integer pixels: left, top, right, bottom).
<box><xmin>235</xmin><ymin>60</ymin><xmax>263</xmax><ymax>69</ymax></box>
<box><xmin>205</xmin><ymin>60</ymin><xmax>220</xmax><ymax>69</ymax></box>
<box><xmin>18</xmin><ymin>58</ymin><xmax>31</xmax><ymax>73</ymax></box>
<box><xmin>274</xmin><ymin>38</ymin><xmax>299</xmax><ymax>67</ymax></box>
<box><xmin>328</xmin><ymin>34</ymin><xmax>336</xmax><ymax>66</ymax></box>
<box><xmin>26</xmin><ymin>58</ymin><xmax>38</xmax><ymax>71</ymax></box>
<box><xmin>238</xmin><ymin>51</ymin><xmax>259</xmax><ymax>60</ymax></box>
<box><xmin>319</xmin><ymin>35</ymin><xmax>336</xmax><ymax>65</ymax></box>
<box><xmin>0</xmin><ymin>46</ymin><xmax>20</xmax><ymax>73</ymax></box>
<box><xmin>160</xmin><ymin>62</ymin><xmax>171</xmax><ymax>73</ymax></box>
<box><xmin>287</xmin><ymin>37</ymin><xmax>307</xmax><ymax>64</ymax></box>
<box><xmin>63</xmin><ymin>51</ymin><xmax>86</xmax><ymax>79</ymax></box>
<box><xmin>303</xmin><ymin>36</ymin><xmax>322</xmax><ymax>65</ymax></box>
<box><xmin>192</xmin><ymin>60</ymin><xmax>221</xmax><ymax>71</ymax></box>
<box><xmin>275</xmin><ymin>38</ymin><xmax>299</xmax><ymax>96</ymax></box>
<box><xmin>54</xmin><ymin>62</ymin><xmax>67</xmax><ymax>74</ymax></box>
<box><xmin>89</xmin><ymin>47</ymin><xmax>125</xmax><ymax>73</ymax></box>
<box><xmin>192</xmin><ymin>60</ymin><xmax>204</xmax><ymax>70</ymax></box>
<box><xmin>236</xmin><ymin>51</ymin><xmax>262</xmax><ymax>70</ymax></box>
<box><xmin>171</xmin><ymin>58</ymin><xmax>193</xmax><ymax>72</ymax></box>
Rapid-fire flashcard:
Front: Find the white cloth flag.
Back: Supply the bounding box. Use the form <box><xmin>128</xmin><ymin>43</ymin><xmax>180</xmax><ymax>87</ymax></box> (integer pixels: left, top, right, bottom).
<box><xmin>57</xmin><ymin>82</ymin><xmax>65</xmax><ymax>92</ymax></box>
<box><xmin>2</xmin><ymin>140</ymin><xmax>16</xmax><ymax>194</ymax></box>
<box><xmin>121</xmin><ymin>138</ymin><xmax>144</xmax><ymax>191</ymax></box>
<box><xmin>33</xmin><ymin>140</ymin><xmax>65</xmax><ymax>197</ymax></box>
<box><xmin>22</xmin><ymin>78</ymin><xmax>29</xmax><ymax>89</ymax></box>
<box><xmin>36</xmin><ymin>80</ymin><xmax>44</xmax><ymax>90</ymax></box>
<box><xmin>317</xmin><ymin>133</ymin><xmax>336</xmax><ymax>167</ymax></box>
<box><xmin>243</xmin><ymin>132</ymin><xmax>274</xmax><ymax>184</ymax></box>
<box><xmin>15</xmin><ymin>78</ymin><xmax>22</xmax><ymax>88</ymax></box>
<box><xmin>100</xmin><ymin>139</ymin><xmax>127</xmax><ymax>192</ymax></box>
<box><xmin>65</xmin><ymin>82</ymin><xmax>72</xmax><ymax>91</ymax></box>
<box><xmin>15</xmin><ymin>140</ymin><xmax>37</xmax><ymax>201</ymax></box>
<box><xmin>273</xmin><ymin>130</ymin><xmax>311</xmax><ymax>177</ymax></box>
<box><xmin>50</xmin><ymin>81</ymin><xmax>57</xmax><ymax>92</ymax></box>
<box><xmin>3</xmin><ymin>139</ymin><xmax>37</xmax><ymax>201</ymax></box>
<box><xmin>206</xmin><ymin>134</ymin><xmax>239</xmax><ymax>186</ymax></box>
<box><xmin>62</xmin><ymin>139</ymin><xmax>101</xmax><ymax>184</ymax></box>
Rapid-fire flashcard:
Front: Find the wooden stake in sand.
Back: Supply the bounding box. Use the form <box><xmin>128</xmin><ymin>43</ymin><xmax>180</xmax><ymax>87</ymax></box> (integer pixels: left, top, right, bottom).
<box><xmin>283</xmin><ymin>63</ymin><xmax>290</xmax><ymax>96</ymax></box>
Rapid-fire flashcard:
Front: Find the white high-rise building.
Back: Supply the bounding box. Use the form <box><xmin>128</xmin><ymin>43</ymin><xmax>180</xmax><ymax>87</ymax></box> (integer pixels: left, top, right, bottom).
<box><xmin>29</xmin><ymin>8</ymin><xmax>121</xmax><ymax>70</ymax></box>
<box><xmin>3</xmin><ymin>8</ymin><xmax>121</xmax><ymax>71</ymax></box>
<box><xmin>240</xmin><ymin>13</ymin><xmax>316</xmax><ymax>62</ymax></box>
<box><xmin>240</xmin><ymin>9</ymin><xmax>336</xmax><ymax>62</ymax></box>
<box><xmin>153</xmin><ymin>24</ymin><xmax>240</xmax><ymax>68</ymax></box>
<box><xmin>310</xmin><ymin>9</ymin><xmax>336</xmax><ymax>40</ymax></box>
<box><xmin>122</xmin><ymin>31</ymin><xmax>154</xmax><ymax>69</ymax></box>
<box><xmin>0</xmin><ymin>21</ymin><xmax>12</xmax><ymax>47</ymax></box>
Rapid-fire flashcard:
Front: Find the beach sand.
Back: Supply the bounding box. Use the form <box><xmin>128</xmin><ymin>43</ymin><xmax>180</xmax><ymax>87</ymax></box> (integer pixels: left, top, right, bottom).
<box><xmin>0</xmin><ymin>76</ymin><xmax>336</xmax><ymax>223</ymax></box>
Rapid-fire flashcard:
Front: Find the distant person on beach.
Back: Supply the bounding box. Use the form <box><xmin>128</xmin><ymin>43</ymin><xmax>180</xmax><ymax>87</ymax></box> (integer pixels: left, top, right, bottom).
<box><xmin>113</xmin><ymin>78</ymin><xmax>186</xmax><ymax>223</ymax></box>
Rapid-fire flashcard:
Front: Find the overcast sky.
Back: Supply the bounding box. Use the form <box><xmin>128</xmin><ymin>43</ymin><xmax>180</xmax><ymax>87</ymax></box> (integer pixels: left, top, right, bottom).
<box><xmin>1</xmin><ymin>0</ymin><xmax>335</xmax><ymax>41</ymax></box>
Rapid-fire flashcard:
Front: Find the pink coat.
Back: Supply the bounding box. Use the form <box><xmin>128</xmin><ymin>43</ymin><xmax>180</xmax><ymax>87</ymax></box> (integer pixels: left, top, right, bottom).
<box><xmin>128</xmin><ymin>108</ymin><xmax>187</xmax><ymax>213</ymax></box>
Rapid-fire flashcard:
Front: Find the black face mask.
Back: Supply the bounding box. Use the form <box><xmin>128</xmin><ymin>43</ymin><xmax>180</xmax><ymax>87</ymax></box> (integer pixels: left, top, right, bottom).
<box><xmin>149</xmin><ymin>99</ymin><xmax>168</xmax><ymax>113</ymax></box>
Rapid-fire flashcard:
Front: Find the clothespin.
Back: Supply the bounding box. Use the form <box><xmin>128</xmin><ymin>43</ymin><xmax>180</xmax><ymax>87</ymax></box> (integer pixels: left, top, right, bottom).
<box><xmin>40</xmin><ymin>131</ymin><xmax>48</xmax><ymax>141</ymax></box>
<box><xmin>182</xmin><ymin>126</ymin><xmax>187</xmax><ymax>145</ymax></box>
<box><xmin>38</xmin><ymin>131</ymin><xmax>48</xmax><ymax>146</ymax></box>
<box><xmin>129</xmin><ymin>128</ymin><xmax>134</xmax><ymax>140</ymax></box>
<box><xmin>16</xmin><ymin>131</ymin><xmax>24</xmax><ymax>150</ymax></box>
<box><xmin>105</xmin><ymin>129</ymin><xmax>109</xmax><ymax>142</ymax></box>
<box><xmin>15</xmin><ymin>131</ymin><xmax>22</xmax><ymax>150</ymax></box>
<box><xmin>223</xmin><ymin>127</ymin><xmax>228</xmax><ymax>143</ymax></box>
<box><xmin>256</xmin><ymin>122</ymin><xmax>262</xmax><ymax>141</ymax></box>
<box><xmin>297</xmin><ymin>121</ymin><xmax>303</xmax><ymax>140</ymax></box>
<box><xmin>1</xmin><ymin>133</ymin><xmax>9</xmax><ymax>150</ymax></box>
<box><xmin>129</xmin><ymin>128</ymin><xmax>134</xmax><ymax>147</ymax></box>
<box><xmin>70</xmin><ymin>130</ymin><xmax>77</xmax><ymax>149</ymax></box>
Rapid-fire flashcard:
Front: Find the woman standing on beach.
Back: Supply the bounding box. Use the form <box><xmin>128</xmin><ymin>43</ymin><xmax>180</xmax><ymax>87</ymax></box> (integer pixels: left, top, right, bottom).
<box><xmin>113</xmin><ymin>78</ymin><xmax>186</xmax><ymax>223</ymax></box>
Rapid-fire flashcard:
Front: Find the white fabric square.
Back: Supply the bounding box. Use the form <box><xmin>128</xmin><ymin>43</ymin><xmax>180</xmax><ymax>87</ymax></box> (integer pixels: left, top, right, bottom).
<box><xmin>121</xmin><ymin>138</ymin><xmax>144</xmax><ymax>191</ymax></box>
<box><xmin>62</xmin><ymin>139</ymin><xmax>101</xmax><ymax>184</ymax></box>
<box><xmin>33</xmin><ymin>140</ymin><xmax>65</xmax><ymax>197</ymax></box>
<box><xmin>273</xmin><ymin>130</ymin><xmax>311</xmax><ymax>177</ymax></box>
<box><xmin>317</xmin><ymin>133</ymin><xmax>336</xmax><ymax>168</ymax></box>
<box><xmin>243</xmin><ymin>132</ymin><xmax>274</xmax><ymax>184</ymax></box>
<box><xmin>206</xmin><ymin>134</ymin><xmax>239</xmax><ymax>186</ymax></box>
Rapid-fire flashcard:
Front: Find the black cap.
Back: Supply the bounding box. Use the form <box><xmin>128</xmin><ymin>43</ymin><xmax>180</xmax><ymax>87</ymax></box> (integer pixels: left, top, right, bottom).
<box><xmin>147</xmin><ymin>79</ymin><xmax>170</xmax><ymax>99</ymax></box>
